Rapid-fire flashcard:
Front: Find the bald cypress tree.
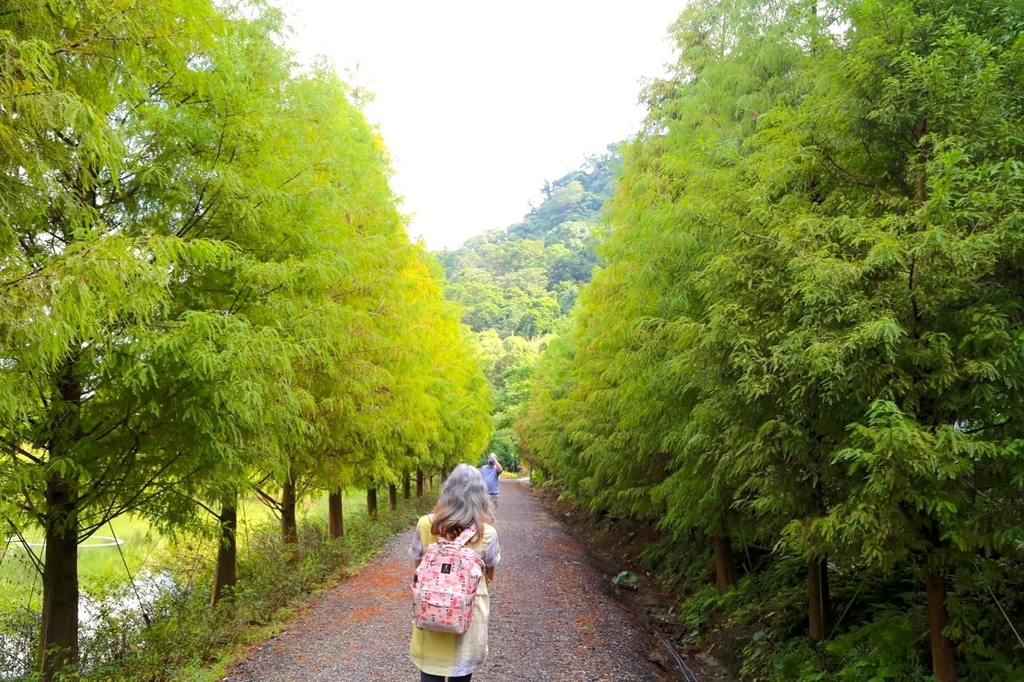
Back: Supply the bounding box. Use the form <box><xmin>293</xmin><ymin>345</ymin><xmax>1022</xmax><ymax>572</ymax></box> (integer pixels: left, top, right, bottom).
<box><xmin>523</xmin><ymin>1</ymin><xmax>1024</xmax><ymax>678</ymax></box>
<box><xmin>0</xmin><ymin>2</ymin><xmax>295</xmax><ymax>674</ymax></box>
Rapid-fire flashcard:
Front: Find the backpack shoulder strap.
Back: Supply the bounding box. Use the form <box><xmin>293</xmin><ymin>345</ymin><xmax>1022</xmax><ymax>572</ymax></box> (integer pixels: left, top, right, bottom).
<box><xmin>453</xmin><ymin>525</ymin><xmax>477</xmax><ymax>547</ymax></box>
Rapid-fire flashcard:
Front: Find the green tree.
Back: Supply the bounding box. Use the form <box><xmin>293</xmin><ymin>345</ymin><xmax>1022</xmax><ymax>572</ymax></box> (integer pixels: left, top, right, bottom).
<box><xmin>0</xmin><ymin>2</ymin><xmax>305</xmax><ymax>674</ymax></box>
<box><xmin>522</xmin><ymin>2</ymin><xmax>1024</xmax><ymax>680</ymax></box>
<box><xmin>477</xmin><ymin>333</ymin><xmax>540</xmax><ymax>471</ymax></box>
<box><xmin>755</xmin><ymin>2</ymin><xmax>1024</xmax><ymax>677</ymax></box>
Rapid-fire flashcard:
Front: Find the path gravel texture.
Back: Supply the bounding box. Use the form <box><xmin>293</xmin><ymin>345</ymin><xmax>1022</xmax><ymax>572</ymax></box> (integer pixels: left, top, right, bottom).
<box><xmin>223</xmin><ymin>480</ymin><xmax>679</xmax><ymax>681</ymax></box>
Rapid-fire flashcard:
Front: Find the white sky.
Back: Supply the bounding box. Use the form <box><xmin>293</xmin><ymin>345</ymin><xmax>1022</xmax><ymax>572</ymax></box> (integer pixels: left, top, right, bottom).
<box><xmin>278</xmin><ymin>1</ymin><xmax>683</xmax><ymax>250</ymax></box>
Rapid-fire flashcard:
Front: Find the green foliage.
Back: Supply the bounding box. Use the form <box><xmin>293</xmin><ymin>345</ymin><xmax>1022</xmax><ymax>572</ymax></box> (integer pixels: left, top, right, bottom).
<box><xmin>0</xmin><ymin>603</ymin><xmax>38</xmax><ymax>679</ymax></box>
<box><xmin>520</xmin><ymin>0</ymin><xmax>1024</xmax><ymax>679</ymax></box>
<box><xmin>436</xmin><ymin>150</ymin><xmax>618</xmax><ymax>470</ymax></box>
<box><xmin>0</xmin><ymin>0</ymin><xmax>490</xmax><ymax>676</ymax></box>
<box><xmin>0</xmin><ymin>495</ymin><xmax>435</xmax><ymax>682</ymax></box>
<box><xmin>438</xmin><ymin>148</ymin><xmax>616</xmax><ymax>340</ymax></box>
<box><xmin>510</xmin><ymin>151</ymin><xmax>617</xmax><ymax>241</ymax></box>
<box><xmin>474</xmin><ymin>331</ymin><xmax>543</xmax><ymax>472</ymax></box>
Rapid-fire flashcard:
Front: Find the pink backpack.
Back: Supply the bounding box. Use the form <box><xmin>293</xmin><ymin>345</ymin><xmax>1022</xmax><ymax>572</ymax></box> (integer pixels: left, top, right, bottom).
<box><xmin>411</xmin><ymin>525</ymin><xmax>484</xmax><ymax>634</ymax></box>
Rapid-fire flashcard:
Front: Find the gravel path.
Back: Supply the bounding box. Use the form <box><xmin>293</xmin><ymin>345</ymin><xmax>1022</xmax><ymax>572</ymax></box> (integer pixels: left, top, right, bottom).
<box><xmin>223</xmin><ymin>480</ymin><xmax>677</xmax><ymax>681</ymax></box>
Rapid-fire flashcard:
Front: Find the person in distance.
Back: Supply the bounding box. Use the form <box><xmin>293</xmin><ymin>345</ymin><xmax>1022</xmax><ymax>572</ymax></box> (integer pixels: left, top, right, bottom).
<box><xmin>478</xmin><ymin>453</ymin><xmax>502</xmax><ymax>516</ymax></box>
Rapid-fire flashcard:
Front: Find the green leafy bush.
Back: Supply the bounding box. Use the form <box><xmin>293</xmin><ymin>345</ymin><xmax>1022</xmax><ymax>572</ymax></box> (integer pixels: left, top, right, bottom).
<box><xmin>0</xmin><ymin>603</ymin><xmax>38</xmax><ymax>679</ymax></box>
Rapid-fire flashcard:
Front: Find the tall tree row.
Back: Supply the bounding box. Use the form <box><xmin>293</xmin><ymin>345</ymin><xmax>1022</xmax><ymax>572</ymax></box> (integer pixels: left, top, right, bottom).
<box><xmin>521</xmin><ymin>0</ymin><xmax>1024</xmax><ymax>679</ymax></box>
<box><xmin>0</xmin><ymin>1</ymin><xmax>490</xmax><ymax>678</ymax></box>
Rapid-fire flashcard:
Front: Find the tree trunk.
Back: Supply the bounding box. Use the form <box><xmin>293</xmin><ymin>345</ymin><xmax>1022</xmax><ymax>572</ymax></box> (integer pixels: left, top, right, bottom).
<box><xmin>39</xmin><ymin>474</ymin><xmax>78</xmax><ymax>681</ymax></box>
<box><xmin>40</xmin><ymin>365</ymin><xmax>83</xmax><ymax>680</ymax></box>
<box><xmin>402</xmin><ymin>472</ymin><xmax>410</xmax><ymax>500</ymax></box>
<box><xmin>808</xmin><ymin>555</ymin><xmax>834</xmax><ymax>641</ymax></box>
<box><xmin>211</xmin><ymin>502</ymin><xmax>237</xmax><ymax>606</ymax></box>
<box><xmin>712</xmin><ymin>534</ymin><xmax>738</xmax><ymax>595</ymax></box>
<box><xmin>328</xmin><ymin>489</ymin><xmax>344</xmax><ymax>538</ymax></box>
<box><xmin>416</xmin><ymin>469</ymin><xmax>424</xmax><ymax>497</ymax></box>
<box><xmin>926</xmin><ymin>570</ymin><xmax>958</xmax><ymax>682</ymax></box>
<box><xmin>281</xmin><ymin>475</ymin><xmax>298</xmax><ymax>546</ymax></box>
<box><xmin>367</xmin><ymin>487</ymin><xmax>378</xmax><ymax>520</ymax></box>
<box><xmin>388</xmin><ymin>483</ymin><xmax>398</xmax><ymax>511</ymax></box>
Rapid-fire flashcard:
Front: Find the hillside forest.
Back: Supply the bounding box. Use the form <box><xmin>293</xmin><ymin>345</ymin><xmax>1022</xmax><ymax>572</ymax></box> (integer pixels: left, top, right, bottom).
<box><xmin>436</xmin><ymin>149</ymin><xmax>615</xmax><ymax>470</ymax></box>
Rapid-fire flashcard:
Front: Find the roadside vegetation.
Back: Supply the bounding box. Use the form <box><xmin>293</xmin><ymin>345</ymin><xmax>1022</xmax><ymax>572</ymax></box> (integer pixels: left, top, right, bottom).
<box><xmin>6</xmin><ymin>0</ymin><xmax>1024</xmax><ymax>680</ymax></box>
<box><xmin>0</xmin><ymin>490</ymin><xmax>435</xmax><ymax>681</ymax></box>
<box><xmin>520</xmin><ymin>1</ymin><xmax>1024</xmax><ymax>680</ymax></box>
<box><xmin>0</xmin><ymin>2</ymin><xmax>487</xmax><ymax>679</ymax></box>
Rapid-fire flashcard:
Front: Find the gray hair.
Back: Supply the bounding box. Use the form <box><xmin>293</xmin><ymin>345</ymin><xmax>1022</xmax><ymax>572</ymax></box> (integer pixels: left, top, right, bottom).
<box><xmin>431</xmin><ymin>463</ymin><xmax>493</xmax><ymax>541</ymax></box>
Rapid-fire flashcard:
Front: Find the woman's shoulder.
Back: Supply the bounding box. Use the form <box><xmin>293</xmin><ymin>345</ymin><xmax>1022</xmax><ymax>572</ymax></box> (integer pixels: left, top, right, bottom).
<box><xmin>415</xmin><ymin>515</ymin><xmax>436</xmax><ymax>539</ymax></box>
<box><xmin>480</xmin><ymin>522</ymin><xmax>498</xmax><ymax>542</ymax></box>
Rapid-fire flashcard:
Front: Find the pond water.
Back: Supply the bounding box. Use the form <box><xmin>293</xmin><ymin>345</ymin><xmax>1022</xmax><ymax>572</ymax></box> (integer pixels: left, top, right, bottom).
<box><xmin>1</xmin><ymin>515</ymin><xmax>165</xmax><ymax>606</ymax></box>
<box><xmin>0</xmin><ymin>494</ymin><xmax>345</xmax><ymax>678</ymax></box>
<box><xmin>0</xmin><ymin>516</ymin><xmax>173</xmax><ymax>678</ymax></box>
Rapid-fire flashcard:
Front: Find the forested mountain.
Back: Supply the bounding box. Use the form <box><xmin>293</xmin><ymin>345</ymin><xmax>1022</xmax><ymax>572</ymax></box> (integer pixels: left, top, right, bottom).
<box><xmin>520</xmin><ymin>1</ymin><xmax>1024</xmax><ymax>681</ymax></box>
<box><xmin>434</xmin><ymin>150</ymin><xmax>617</xmax><ymax>469</ymax></box>
<box><xmin>436</xmin><ymin>148</ymin><xmax>615</xmax><ymax>339</ymax></box>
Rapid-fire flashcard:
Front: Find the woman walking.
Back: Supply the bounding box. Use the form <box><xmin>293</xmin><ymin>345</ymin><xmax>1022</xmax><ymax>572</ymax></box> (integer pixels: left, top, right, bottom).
<box><xmin>410</xmin><ymin>464</ymin><xmax>501</xmax><ymax>681</ymax></box>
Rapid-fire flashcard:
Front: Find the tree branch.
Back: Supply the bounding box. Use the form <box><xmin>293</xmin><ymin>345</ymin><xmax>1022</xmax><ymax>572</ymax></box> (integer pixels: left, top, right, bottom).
<box><xmin>1</xmin><ymin>439</ymin><xmax>46</xmax><ymax>465</ymax></box>
<box><xmin>6</xmin><ymin>520</ymin><xmax>44</xmax><ymax>576</ymax></box>
<box><xmin>252</xmin><ymin>486</ymin><xmax>282</xmax><ymax>512</ymax></box>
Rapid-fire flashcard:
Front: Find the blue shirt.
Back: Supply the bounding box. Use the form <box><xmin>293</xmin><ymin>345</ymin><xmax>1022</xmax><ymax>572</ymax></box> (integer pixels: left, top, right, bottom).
<box><xmin>480</xmin><ymin>464</ymin><xmax>500</xmax><ymax>494</ymax></box>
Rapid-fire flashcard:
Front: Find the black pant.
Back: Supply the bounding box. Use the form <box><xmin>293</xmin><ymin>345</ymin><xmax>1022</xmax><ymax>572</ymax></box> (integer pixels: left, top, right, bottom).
<box><xmin>420</xmin><ymin>673</ymin><xmax>471</xmax><ymax>682</ymax></box>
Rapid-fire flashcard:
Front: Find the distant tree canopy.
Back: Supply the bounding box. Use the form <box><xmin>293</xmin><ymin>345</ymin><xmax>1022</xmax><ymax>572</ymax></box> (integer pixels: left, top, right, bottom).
<box><xmin>433</xmin><ymin>149</ymin><xmax>618</xmax><ymax>472</ymax></box>
<box><xmin>437</xmin><ymin>149</ymin><xmax>616</xmax><ymax>340</ymax></box>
